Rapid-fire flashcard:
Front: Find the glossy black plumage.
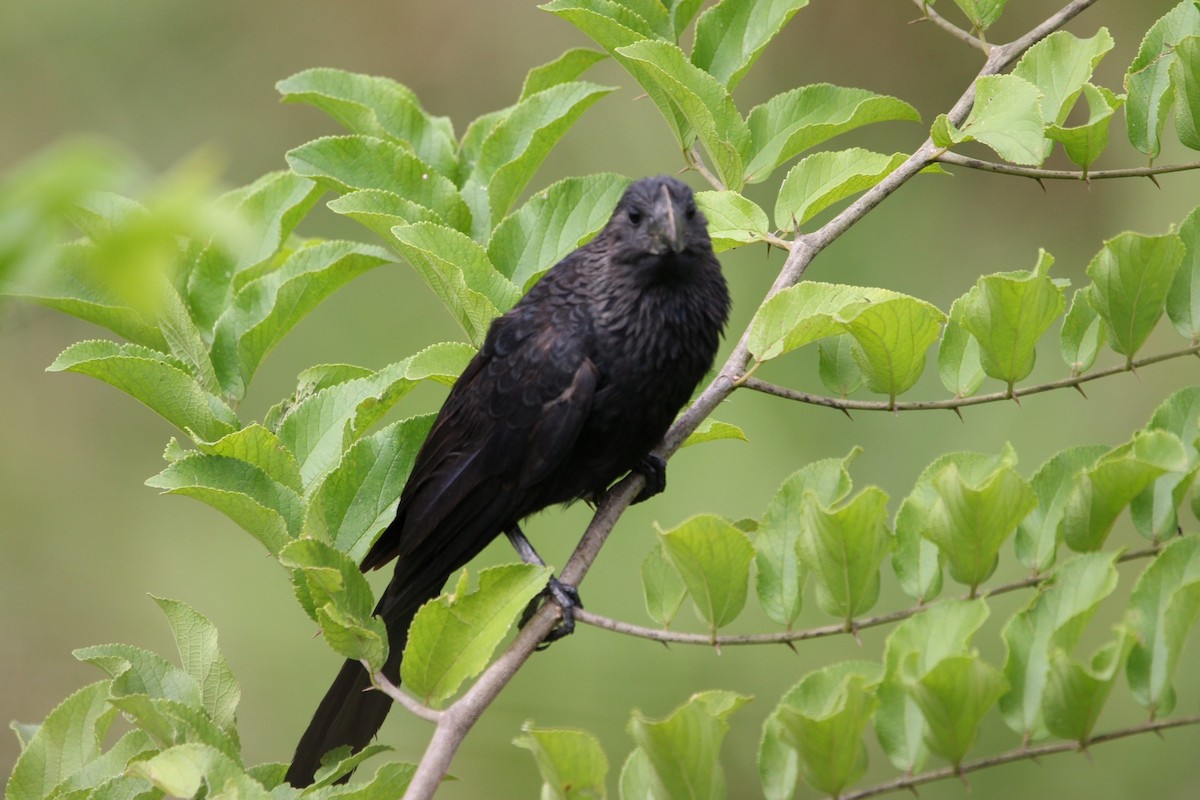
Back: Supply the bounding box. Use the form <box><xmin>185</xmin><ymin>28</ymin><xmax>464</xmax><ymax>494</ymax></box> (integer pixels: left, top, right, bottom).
<box><xmin>286</xmin><ymin>176</ymin><xmax>730</xmax><ymax>786</ymax></box>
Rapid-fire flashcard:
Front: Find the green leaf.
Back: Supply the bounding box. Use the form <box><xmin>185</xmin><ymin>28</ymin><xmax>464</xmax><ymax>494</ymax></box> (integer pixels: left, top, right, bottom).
<box><xmin>694</xmin><ymin>190</ymin><xmax>770</xmax><ymax>252</ymax></box>
<box><xmin>107</xmin><ymin>694</ymin><xmax>239</xmax><ymax>760</ymax></box>
<box><xmin>843</xmin><ymin>295</ymin><xmax>946</xmax><ymax>403</ymax></box>
<box><xmin>950</xmin><ymin>0</ymin><xmax>1007</xmax><ymax>31</ymax></box>
<box><xmin>615</xmin><ymin>40</ymin><xmax>751</xmax><ymax>189</ymax></box>
<box><xmin>875</xmin><ymin>599</ymin><xmax>990</xmax><ymax>773</ymax></box>
<box><xmin>1173</xmin><ymin>36</ymin><xmax>1200</xmax><ymax>149</ymax></box>
<box><xmin>520</xmin><ymin>48</ymin><xmax>609</xmax><ymax>101</ymax></box>
<box><xmin>310</xmin><ymin>744</ymin><xmax>394</xmax><ymax>788</ymax></box>
<box><xmin>157</xmin><ymin>279</ymin><xmax>220</xmax><ymax>394</ymax></box>
<box><xmin>1043</xmin><ymin>627</ymin><xmax>1135</xmax><ymax>744</ymax></box>
<box><xmin>41</xmin><ymin>731</ymin><xmax>156</xmax><ymax>799</ymax></box>
<box><xmin>1125</xmin><ymin>536</ymin><xmax>1200</xmax><ymax>717</ymax></box>
<box><xmin>280</xmin><ymin>538</ymin><xmax>388</xmax><ymax>670</ymax></box>
<box><xmin>774</xmin><ymin>149</ymin><xmax>905</xmax><ymax>230</ymax></box>
<box><xmin>1085</xmin><ymin>231</ymin><xmax>1185</xmax><ymax>362</ymax></box>
<box><xmin>391</xmin><ymin>222</ymin><xmax>520</xmax><ymax>344</ymax></box>
<box><xmin>949</xmin><ymin>249</ymin><xmax>1065</xmax><ymax>389</ymax></box>
<box><xmin>146</xmin><ymin>451</ymin><xmax>304</xmax><ymax>555</ymax></box>
<box><xmin>1013</xmin><ymin>28</ymin><xmax>1115</xmax><ymax>158</ymax></box>
<box><xmin>326</xmin><ymin>189</ymin><xmax>445</xmax><ymax>242</ymax></box>
<box><xmin>195</xmin><ymin>423</ymin><xmax>303</xmax><ymax>493</ymax></box>
<box><xmin>937</xmin><ymin>319</ymin><xmax>984</xmax><ymax>398</ymax></box>
<box><xmin>323</xmin><ymin>761</ymin><xmax>416</xmax><ymax>799</ymax></box>
<box><xmin>277</xmin><ymin>68</ymin><xmax>457</xmax><ymax>177</ymax></box>
<box><xmin>760</xmin><ymin>661</ymin><xmax>881</xmax><ymax>799</ymax></box>
<box><xmin>152</xmin><ymin>597</ymin><xmax>241</xmax><ymax>731</ymax></box>
<box><xmin>691</xmin><ymin>0</ymin><xmax>810</xmax><ymax>90</ymax></box>
<box><xmin>1124</xmin><ymin>1</ymin><xmax>1200</xmax><ymax>158</ymax></box>
<box><xmin>1167</xmin><ymin>205</ymin><xmax>1200</xmax><ymax>341</ymax></box>
<box><xmin>6</xmin><ymin>241</ymin><xmax>168</xmax><ymax>350</ymax></box>
<box><xmin>182</xmin><ymin>172</ymin><xmax>325</xmax><ymax>334</ymax></box>
<box><xmin>818</xmin><ymin>334</ymin><xmax>864</xmax><ymax>396</ymax></box>
<box><xmin>211</xmin><ymin>240</ymin><xmax>391</xmax><ymax>399</ymax></box>
<box><xmin>618</xmin><ymin>748</ymin><xmax>663</xmax><ymax>800</ymax></box>
<box><xmin>680</xmin><ymin>417</ymin><xmax>747</xmax><ymax>448</ymax></box>
<box><xmin>919</xmin><ymin>444</ymin><xmax>1035</xmax><ymax>592</ymax></box>
<box><xmin>1015</xmin><ymin>445</ymin><xmax>1108</xmax><ymax>574</ymax></box>
<box><xmin>665</xmin><ymin>0</ymin><xmax>704</xmax><ymax>38</ymax></box>
<box><xmin>998</xmin><ymin>552</ymin><xmax>1119</xmax><ymax>739</ymax></box>
<box><xmin>542</xmin><ymin>0</ymin><xmax>690</xmax><ymax>148</ymax></box>
<box><xmin>128</xmin><ymin>743</ymin><xmax>268</xmax><ymax>800</ymax></box>
<box><xmin>514</xmin><ymin>724</ymin><xmax>609</xmax><ymax>800</ymax></box>
<box><xmin>744</xmin><ymin>84</ymin><xmax>919</xmax><ymax>184</ymax></box>
<box><xmin>659</xmin><ymin>514</ymin><xmax>754</xmax><ymax>633</ymax></box>
<box><xmin>1062</xmin><ymin>430</ymin><xmax>1189</xmax><ymax>551</ymax></box>
<box><xmin>1045</xmin><ymin>83</ymin><xmax>1123</xmax><ymax>171</ymax></box>
<box><xmin>5</xmin><ymin>682</ymin><xmax>115</xmax><ymax>800</ymax></box>
<box><xmin>276</xmin><ymin>343</ymin><xmax>473</xmax><ymax>487</ymax></box>
<box><xmin>402</xmin><ymin>564</ymin><xmax>551</xmax><ymax>704</ymax></box>
<box><xmin>755</xmin><ymin>451</ymin><xmax>857</xmax><ymax>628</ymax></box>
<box><xmin>286</xmin><ymin>135</ymin><xmax>472</xmax><ymax>233</ymax></box>
<box><xmin>308</xmin><ymin>414</ymin><xmax>435</xmax><ymax>563</ymax></box>
<box><xmin>627</xmin><ymin>691</ymin><xmax>750</xmax><ymax>800</ymax></box>
<box><xmin>1059</xmin><ymin>287</ymin><xmax>1107</xmax><ymax>374</ymax></box>
<box><xmin>641</xmin><ymin>543</ymin><xmax>687</xmax><ymax>628</ymax></box>
<box><xmin>48</xmin><ymin>340</ymin><xmax>238</xmax><ymax>441</ymax></box>
<box><xmin>488</xmin><ymin>173</ymin><xmax>631</xmax><ymax>290</ymax></box>
<box><xmin>911</xmin><ymin>655</ymin><xmax>1007</xmax><ymax>767</ymax></box>
<box><xmin>748</xmin><ymin>282</ymin><xmax>909</xmax><ymax>363</ymax></box>
<box><xmin>798</xmin><ymin>487</ymin><xmax>893</xmax><ymax>623</ymax></box>
<box><xmin>468</xmin><ymin>81</ymin><xmax>614</xmax><ymax>229</ymax></box>
<box><xmin>933</xmin><ymin>74</ymin><xmax>1045</xmax><ymax>165</ymax></box>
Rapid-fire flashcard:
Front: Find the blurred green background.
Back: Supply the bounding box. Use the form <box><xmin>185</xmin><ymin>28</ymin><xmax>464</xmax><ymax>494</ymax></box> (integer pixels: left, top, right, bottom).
<box><xmin>2</xmin><ymin>1</ymin><xmax>1198</xmax><ymax>797</ymax></box>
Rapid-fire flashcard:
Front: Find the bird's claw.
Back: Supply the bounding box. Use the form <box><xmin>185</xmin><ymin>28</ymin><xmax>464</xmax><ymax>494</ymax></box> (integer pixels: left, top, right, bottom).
<box><xmin>519</xmin><ymin>576</ymin><xmax>583</xmax><ymax>649</ymax></box>
<box><xmin>631</xmin><ymin>454</ymin><xmax>667</xmax><ymax>504</ymax></box>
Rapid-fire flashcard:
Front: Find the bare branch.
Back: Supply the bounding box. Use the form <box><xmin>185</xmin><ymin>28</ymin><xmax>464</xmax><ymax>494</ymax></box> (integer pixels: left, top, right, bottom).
<box><xmin>687</xmin><ymin>145</ymin><xmax>726</xmax><ymax>191</ymax></box>
<box><xmin>909</xmin><ymin>0</ymin><xmax>989</xmax><ymax>52</ymax></box>
<box><xmin>937</xmin><ymin>152</ymin><xmax>1200</xmax><ymax>181</ymax></box>
<box><xmin>838</xmin><ymin>714</ymin><xmax>1200</xmax><ymax>800</ymax></box>
<box><xmin>741</xmin><ymin>344</ymin><xmax>1200</xmax><ymax>413</ymax></box>
<box><xmin>574</xmin><ymin>546</ymin><xmax>1161</xmax><ymax>647</ymax></box>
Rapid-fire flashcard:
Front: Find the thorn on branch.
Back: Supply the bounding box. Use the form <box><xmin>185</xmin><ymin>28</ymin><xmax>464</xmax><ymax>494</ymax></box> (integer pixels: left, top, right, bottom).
<box><xmin>1148</xmin><ymin>173</ymin><xmax>1161</xmax><ymax>189</ymax></box>
<box><xmin>951</xmin><ymin>406</ymin><xmax>965</xmax><ymax>423</ymax></box>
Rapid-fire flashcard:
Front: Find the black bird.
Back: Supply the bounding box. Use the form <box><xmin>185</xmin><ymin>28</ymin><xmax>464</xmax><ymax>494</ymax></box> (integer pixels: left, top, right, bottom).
<box><xmin>286</xmin><ymin>175</ymin><xmax>730</xmax><ymax>786</ymax></box>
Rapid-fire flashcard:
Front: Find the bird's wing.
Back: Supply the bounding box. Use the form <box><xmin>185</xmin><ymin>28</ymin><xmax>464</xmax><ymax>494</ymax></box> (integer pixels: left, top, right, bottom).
<box><xmin>359</xmin><ymin>304</ymin><xmax>598</xmax><ymax>577</ymax></box>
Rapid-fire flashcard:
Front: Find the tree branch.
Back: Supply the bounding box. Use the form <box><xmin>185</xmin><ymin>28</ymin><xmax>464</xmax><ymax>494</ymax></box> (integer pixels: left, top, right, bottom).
<box><xmin>740</xmin><ymin>344</ymin><xmax>1200</xmax><ymax>413</ymax></box>
<box><xmin>573</xmin><ymin>546</ymin><xmax>1162</xmax><ymax>647</ymax></box>
<box><xmin>909</xmin><ymin>0</ymin><xmax>989</xmax><ymax>52</ymax></box>
<box><xmin>398</xmin><ymin>3</ymin><xmax>1102</xmax><ymax>797</ymax></box>
<box><xmin>936</xmin><ymin>151</ymin><xmax>1200</xmax><ymax>181</ymax></box>
<box><xmin>837</xmin><ymin>714</ymin><xmax>1200</xmax><ymax>800</ymax></box>
<box><xmin>364</xmin><ymin>661</ymin><xmax>443</xmax><ymax>724</ymax></box>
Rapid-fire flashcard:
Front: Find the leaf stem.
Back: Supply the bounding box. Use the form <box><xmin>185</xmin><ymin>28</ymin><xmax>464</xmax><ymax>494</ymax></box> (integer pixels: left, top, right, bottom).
<box><xmin>910</xmin><ymin>0</ymin><xmax>990</xmax><ymax>52</ymax></box>
<box><xmin>836</xmin><ymin>714</ymin><xmax>1200</xmax><ymax>800</ymax></box>
<box><xmin>740</xmin><ymin>344</ymin><xmax>1200</xmax><ymax>413</ymax></box>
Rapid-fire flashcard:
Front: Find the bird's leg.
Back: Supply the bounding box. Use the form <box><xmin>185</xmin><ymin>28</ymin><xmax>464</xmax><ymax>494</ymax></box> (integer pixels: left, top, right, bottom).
<box><xmin>506</xmin><ymin>525</ymin><xmax>582</xmax><ymax>648</ymax></box>
<box><xmin>631</xmin><ymin>453</ymin><xmax>667</xmax><ymax>504</ymax></box>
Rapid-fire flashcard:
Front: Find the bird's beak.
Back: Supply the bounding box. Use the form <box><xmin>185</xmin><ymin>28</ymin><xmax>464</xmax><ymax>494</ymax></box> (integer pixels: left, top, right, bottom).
<box><xmin>653</xmin><ymin>183</ymin><xmax>687</xmax><ymax>254</ymax></box>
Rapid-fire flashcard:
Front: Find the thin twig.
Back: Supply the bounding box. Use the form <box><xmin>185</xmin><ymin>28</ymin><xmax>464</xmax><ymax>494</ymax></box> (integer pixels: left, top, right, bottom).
<box><xmin>837</xmin><ymin>714</ymin><xmax>1200</xmax><ymax>800</ymax></box>
<box><xmin>574</xmin><ymin>546</ymin><xmax>1162</xmax><ymax>647</ymax></box>
<box><xmin>910</xmin><ymin>0</ymin><xmax>989</xmax><ymax>51</ymax></box>
<box><xmin>687</xmin><ymin>145</ymin><xmax>726</xmax><ymax>191</ymax></box>
<box><xmin>362</xmin><ymin>660</ymin><xmax>443</xmax><ymax>724</ymax></box>
<box><xmin>937</xmin><ymin>151</ymin><xmax>1200</xmax><ymax>181</ymax></box>
<box><xmin>398</xmin><ymin>4</ymin><xmax>1101</xmax><ymax>797</ymax></box>
<box><xmin>741</xmin><ymin>344</ymin><xmax>1200</xmax><ymax>413</ymax></box>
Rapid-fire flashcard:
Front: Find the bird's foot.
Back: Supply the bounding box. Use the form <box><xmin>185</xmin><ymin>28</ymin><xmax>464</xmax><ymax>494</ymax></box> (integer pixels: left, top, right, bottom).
<box><xmin>519</xmin><ymin>576</ymin><xmax>583</xmax><ymax>650</ymax></box>
<box><xmin>631</xmin><ymin>454</ymin><xmax>667</xmax><ymax>504</ymax></box>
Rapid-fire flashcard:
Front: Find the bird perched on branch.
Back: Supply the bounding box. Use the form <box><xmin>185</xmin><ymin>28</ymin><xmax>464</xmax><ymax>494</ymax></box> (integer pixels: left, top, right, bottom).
<box><xmin>286</xmin><ymin>175</ymin><xmax>730</xmax><ymax>786</ymax></box>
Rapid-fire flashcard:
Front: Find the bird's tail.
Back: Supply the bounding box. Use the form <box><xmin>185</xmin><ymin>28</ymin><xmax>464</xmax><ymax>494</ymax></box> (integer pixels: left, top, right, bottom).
<box><xmin>285</xmin><ymin>579</ymin><xmax>436</xmax><ymax>787</ymax></box>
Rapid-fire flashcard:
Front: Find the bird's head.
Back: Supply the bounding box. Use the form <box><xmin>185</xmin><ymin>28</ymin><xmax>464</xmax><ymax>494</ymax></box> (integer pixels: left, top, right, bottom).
<box><xmin>606</xmin><ymin>176</ymin><xmax>711</xmax><ymax>272</ymax></box>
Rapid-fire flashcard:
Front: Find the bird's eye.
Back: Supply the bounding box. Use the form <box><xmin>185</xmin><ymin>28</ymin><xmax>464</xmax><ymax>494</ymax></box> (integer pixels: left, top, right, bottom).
<box><xmin>627</xmin><ymin>208</ymin><xmax>643</xmax><ymax>226</ymax></box>
<box><xmin>685</xmin><ymin>203</ymin><xmax>697</xmax><ymax>220</ymax></box>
